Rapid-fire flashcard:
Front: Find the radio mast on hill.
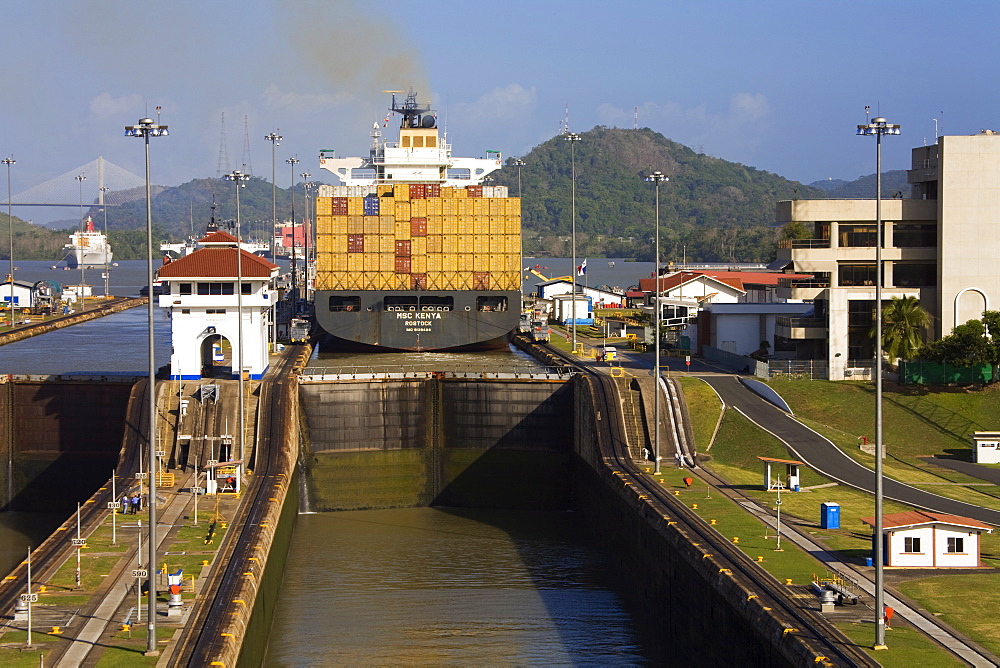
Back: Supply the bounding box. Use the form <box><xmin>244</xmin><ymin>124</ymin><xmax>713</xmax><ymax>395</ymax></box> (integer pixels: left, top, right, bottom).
<box><xmin>242</xmin><ymin>115</ymin><xmax>254</xmax><ymax>176</ymax></box>
<box><xmin>216</xmin><ymin>112</ymin><xmax>231</xmax><ymax>178</ymax></box>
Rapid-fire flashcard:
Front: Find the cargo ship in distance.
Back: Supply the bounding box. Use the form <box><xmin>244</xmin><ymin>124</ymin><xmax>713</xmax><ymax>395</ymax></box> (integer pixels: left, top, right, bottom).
<box><xmin>62</xmin><ymin>216</ymin><xmax>113</xmax><ymax>268</ymax></box>
<box><xmin>314</xmin><ymin>91</ymin><xmax>521</xmax><ymax>351</ymax></box>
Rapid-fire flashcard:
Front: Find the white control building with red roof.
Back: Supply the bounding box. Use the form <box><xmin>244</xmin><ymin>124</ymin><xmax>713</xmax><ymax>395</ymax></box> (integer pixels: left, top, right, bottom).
<box><xmin>157</xmin><ymin>231</ymin><xmax>279</xmax><ymax>380</ymax></box>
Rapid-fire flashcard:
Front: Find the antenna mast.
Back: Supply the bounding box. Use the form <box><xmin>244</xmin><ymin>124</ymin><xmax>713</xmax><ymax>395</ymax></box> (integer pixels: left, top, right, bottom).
<box><xmin>216</xmin><ymin>112</ymin><xmax>231</xmax><ymax>178</ymax></box>
<box><xmin>242</xmin><ymin>115</ymin><xmax>253</xmax><ymax>175</ymax></box>
<box><xmin>634</xmin><ymin>106</ymin><xmax>638</xmax><ymax>130</ymax></box>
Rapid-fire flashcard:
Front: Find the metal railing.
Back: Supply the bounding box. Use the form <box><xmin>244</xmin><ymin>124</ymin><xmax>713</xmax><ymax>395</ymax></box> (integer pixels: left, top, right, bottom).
<box><xmin>775</xmin><ymin>316</ymin><xmax>827</xmax><ymax>329</ymax></box>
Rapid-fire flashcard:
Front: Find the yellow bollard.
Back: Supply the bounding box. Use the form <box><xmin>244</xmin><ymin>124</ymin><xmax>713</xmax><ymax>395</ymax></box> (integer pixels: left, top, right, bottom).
<box><xmin>38</xmin><ymin>585</ymin><xmax>46</xmax><ymax>593</ymax></box>
<box><xmin>50</xmin><ymin>626</ymin><xmax>63</xmax><ymax>635</ymax></box>
<box><xmin>202</xmin><ymin>560</ymin><xmax>210</xmax><ymax>566</ymax></box>
<box><xmin>785</xmin><ymin>579</ymin><xmax>793</xmax><ymax>586</ymax></box>
<box><xmin>673</xmin><ymin>490</ymin><xmax>680</xmax><ymax>496</ymax></box>
<box><xmin>709</xmin><ymin>519</ymin><xmax>717</xmax><ymax>525</ymax></box>
<box><xmin>732</xmin><ymin>537</ymin><xmax>740</xmax><ymax>544</ymax></box>
<box><xmin>692</xmin><ymin>503</ymin><xmax>698</xmax><ymax>510</ymax></box>
<box><xmin>756</xmin><ymin>556</ymin><xmax>764</xmax><ymax>563</ymax></box>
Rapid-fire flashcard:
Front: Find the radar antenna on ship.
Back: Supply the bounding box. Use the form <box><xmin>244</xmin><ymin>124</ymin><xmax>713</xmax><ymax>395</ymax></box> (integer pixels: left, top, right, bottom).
<box><xmin>386</xmin><ymin>89</ymin><xmax>435</xmax><ymax>130</ymax></box>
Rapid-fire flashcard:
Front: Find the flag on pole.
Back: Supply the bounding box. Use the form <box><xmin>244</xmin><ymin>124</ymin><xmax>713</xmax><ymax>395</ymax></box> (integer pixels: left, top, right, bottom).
<box><xmin>577</xmin><ymin>258</ymin><xmax>587</xmax><ymax>276</ymax></box>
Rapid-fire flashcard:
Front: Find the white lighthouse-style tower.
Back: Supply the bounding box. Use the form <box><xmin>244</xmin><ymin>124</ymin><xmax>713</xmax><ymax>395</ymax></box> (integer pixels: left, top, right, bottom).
<box><xmin>157</xmin><ymin>231</ymin><xmax>279</xmax><ymax>380</ymax></box>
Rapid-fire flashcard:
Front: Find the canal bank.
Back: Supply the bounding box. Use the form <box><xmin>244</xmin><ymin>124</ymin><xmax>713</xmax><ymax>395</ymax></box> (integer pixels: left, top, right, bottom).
<box><xmin>0</xmin><ymin>296</ymin><xmax>145</xmax><ymax>347</ymax></box>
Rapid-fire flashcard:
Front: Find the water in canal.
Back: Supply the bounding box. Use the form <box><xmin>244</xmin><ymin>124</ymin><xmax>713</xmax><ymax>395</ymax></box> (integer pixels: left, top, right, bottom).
<box><xmin>0</xmin><ymin>512</ymin><xmax>65</xmax><ymax>577</ymax></box>
<box><xmin>265</xmin><ymin>508</ymin><xmax>653</xmax><ymax>665</ymax></box>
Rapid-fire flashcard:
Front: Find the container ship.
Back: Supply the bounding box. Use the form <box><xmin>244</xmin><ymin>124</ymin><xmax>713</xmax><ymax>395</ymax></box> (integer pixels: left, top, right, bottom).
<box><xmin>62</xmin><ymin>216</ymin><xmax>113</xmax><ymax>268</ymax></box>
<box><xmin>314</xmin><ymin>91</ymin><xmax>521</xmax><ymax>351</ymax></box>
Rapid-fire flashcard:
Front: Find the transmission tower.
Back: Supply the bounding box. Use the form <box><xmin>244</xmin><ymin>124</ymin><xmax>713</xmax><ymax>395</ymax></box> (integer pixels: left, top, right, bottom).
<box><xmin>634</xmin><ymin>106</ymin><xmax>638</xmax><ymax>130</ymax></box>
<box><xmin>216</xmin><ymin>112</ymin><xmax>231</xmax><ymax>178</ymax></box>
<box><xmin>241</xmin><ymin>115</ymin><xmax>254</xmax><ymax>175</ymax></box>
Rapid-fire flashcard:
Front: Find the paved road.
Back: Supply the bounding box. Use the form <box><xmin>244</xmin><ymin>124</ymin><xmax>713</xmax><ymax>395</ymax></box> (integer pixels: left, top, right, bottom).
<box><xmin>700</xmin><ymin>375</ymin><xmax>1000</xmax><ymax>527</ymax></box>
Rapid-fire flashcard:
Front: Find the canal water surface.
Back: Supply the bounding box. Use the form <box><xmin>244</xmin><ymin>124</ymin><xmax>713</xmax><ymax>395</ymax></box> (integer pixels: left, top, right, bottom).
<box><xmin>265</xmin><ymin>508</ymin><xmax>653</xmax><ymax>665</ymax></box>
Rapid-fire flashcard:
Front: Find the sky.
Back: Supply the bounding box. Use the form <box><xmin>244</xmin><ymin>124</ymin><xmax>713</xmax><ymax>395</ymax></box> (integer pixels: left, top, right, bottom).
<box><xmin>1</xmin><ymin>0</ymin><xmax>998</xmax><ymax>223</ymax></box>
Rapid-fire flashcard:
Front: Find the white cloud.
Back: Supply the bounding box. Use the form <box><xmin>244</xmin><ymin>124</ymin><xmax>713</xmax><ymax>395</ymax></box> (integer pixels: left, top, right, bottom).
<box><xmin>89</xmin><ymin>92</ymin><xmax>144</xmax><ymax>120</ymax></box>
<box><xmin>451</xmin><ymin>84</ymin><xmax>537</xmax><ymax>125</ymax></box>
<box><xmin>596</xmin><ymin>93</ymin><xmax>771</xmax><ymax>162</ymax></box>
<box><xmin>261</xmin><ymin>85</ymin><xmax>352</xmax><ymax>112</ymax></box>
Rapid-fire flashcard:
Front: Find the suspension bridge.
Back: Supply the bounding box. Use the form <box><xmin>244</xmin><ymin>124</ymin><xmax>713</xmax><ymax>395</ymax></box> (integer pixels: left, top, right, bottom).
<box><xmin>10</xmin><ymin>157</ymin><xmax>147</xmax><ymax>208</ymax></box>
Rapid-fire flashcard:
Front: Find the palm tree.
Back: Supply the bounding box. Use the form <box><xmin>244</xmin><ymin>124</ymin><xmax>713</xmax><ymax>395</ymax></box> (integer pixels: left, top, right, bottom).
<box><xmin>875</xmin><ymin>296</ymin><xmax>931</xmax><ymax>364</ymax></box>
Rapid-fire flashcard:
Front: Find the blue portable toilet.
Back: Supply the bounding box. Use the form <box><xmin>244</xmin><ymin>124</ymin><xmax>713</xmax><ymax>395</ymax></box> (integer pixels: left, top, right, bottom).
<box><xmin>820</xmin><ymin>502</ymin><xmax>841</xmax><ymax>529</ymax></box>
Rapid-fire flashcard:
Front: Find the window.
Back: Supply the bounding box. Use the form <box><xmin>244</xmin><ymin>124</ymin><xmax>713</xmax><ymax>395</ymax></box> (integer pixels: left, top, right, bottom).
<box><xmin>329</xmin><ymin>296</ymin><xmax>361</xmax><ymax>312</ymax></box>
<box><xmin>241</xmin><ymin>282</ymin><xmax>251</xmax><ymax>295</ymax></box>
<box><xmin>179</xmin><ymin>283</ymin><xmax>192</xmax><ymax>295</ymax></box>
<box><xmin>894</xmin><ymin>223</ymin><xmax>936</xmax><ymax>248</ymax></box>
<box><xmin>206</xmin><ymin>309</ymin><xmax>226</xmax><ymax>314</ymax></box>
<box><xmin>839</xmin><ymin>264</ymin><xmax>878</xmax><ymax>287</ymax></box>
<box><xmin>181</xmin><ymin>309</ymin><xmax>190</xmax><ymax>314</ymax></box>
<box><xmin>893</xmin><ymin>263</ymin><xmax>936</xmax><ymax>287</ymax></box>
<box><xmin>197</xmin><ymin>282</ymin><xmax>234</xmax><ymax>295</ymax></box>
<box><xmin>903</xmin><ymin>536</ymin><xmax>921</xmax><ymax>553</ymax></box>
<box><xmin>838</xmin><ymin>223</ymin><xmax>878</xmax><ymax>248</ymax></box>
<box><xmin>947</xmin><ymin>537</ymin><xmax>965</xmax><ymax>553</ymax></box>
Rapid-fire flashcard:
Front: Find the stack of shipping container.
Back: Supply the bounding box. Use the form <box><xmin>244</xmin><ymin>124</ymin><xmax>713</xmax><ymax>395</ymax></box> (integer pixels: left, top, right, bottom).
<box><xmin>314</xmin><ymin>184</ymin><xmax>521</xmax><ymax>293</ymax></box>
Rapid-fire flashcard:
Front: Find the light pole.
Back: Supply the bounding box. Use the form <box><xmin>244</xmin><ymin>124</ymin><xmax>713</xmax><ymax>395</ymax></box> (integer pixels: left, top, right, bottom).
<box><xmin>563</xmin><ymin>133</ymin><xmax>581</xmax><ymax>353</ymax></box>
<box><xmin>3</xmin><ymin>157</ymin><xmax>14</xmax><ymax>327</ymax></box>
<box><xmin>223</xmin><ymin>170</ymin><xmax>250</xmax><ymax>472</ymax></box>
<box><xmin>513</xmin><ymin>159</ymin><xmax>525</xmax><ymax>277</ymax></box>
<box><xmin>100</xmin><ymin>186</ymin><xmax>110</xmax><ymax>298</ymax></box>
<box><xmin>124</xmin><ymin>116</ymin><xmax>168</xmax><ymax>656</ymax></box>
<box><xmin>857</xmin><ymin>114</ymin><xmax>899</xmax><ymax>651</ymax></box>
<box><xmin>300</xmin><ymin>173</ymin><xmax>311</xmax><ymax>299</ymax></box>
<box><xmin>264</xmin><ymin>131</ymin><xmax>281</xmax><ymax>350</ymax></box>
<box><xmin>286</xmin><ymin>156</ymin><xmax>300</xmax><ymax>304</ymax></box>
<box><xmin>644</xmin><ymin>170</ymin><xmax>668</xmax><ymax>474</ymax></box>
<box><xmin>75</xmin><ymin>174</ymin><xmax>87</xmax><ymax>312</ymax></box>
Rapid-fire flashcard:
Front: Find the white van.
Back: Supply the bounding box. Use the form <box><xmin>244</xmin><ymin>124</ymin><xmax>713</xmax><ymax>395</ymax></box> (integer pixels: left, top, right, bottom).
<box><xmin>596</xmin><ymin>346</ymin><xmax>617</xmax><ymax>362</ymax></box>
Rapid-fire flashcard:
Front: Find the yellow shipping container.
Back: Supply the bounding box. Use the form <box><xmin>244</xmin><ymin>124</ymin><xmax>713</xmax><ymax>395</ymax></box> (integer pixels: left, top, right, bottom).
<box><xmin>441</xmin><ymin>216</ymin><xmax>459</xmax><ymax>235</ymax></box>
<box><xmin>459</xmin><ymin>254</ymin><xmax>474</xmax><ymax>272</ymax></box>
<box><xmin>316</xmin><ymin>197</ymin><xmax>333</xmax><ymax>216</ymax></box>
<box><xmin>441</xmin><ymin>254</ymin><xmax>460</xmax><ymax>274</ymax></box>
<box><xmin>394</xmin><ymin>201</ymin><xmax>411</xmax><ymax>219</ymax></box>
<box><xmin>363</xmin><ymin>216</ymin><xmax>379</xmax><ymax>235</ymax></box>
<box><xmin>380</xmin><ymin>254</ymin><xmax>395</xmax><ymax>273</ymax></box>
<box><xmin>364</xmin><ymin>253</ymin><xmax>380</xmax><ymax>272</ymax></box>
<box><xmin>452</xmin><ymin>187</ymin><xmax>467</xmax><ymax>199</ymax></box>
<box><xmin>379</xmin><ymin>236</ymin><xmax>395</xmax><ymax>254</ymax></box>
<box><xmin>331</xmin><ymin>253</ymin><xmax>349</xmax><ymax>272</ymax></box>
<box><xmin>326</xmin><ymin>215</ymin><xmax>347</xmax><ymax>235</ymax></box>
<box><xmin>441</xmin><ymin>235</ymin><xmax>457</xmax><ymax>254</ymax></box>
<box><xmin>506</xmin><ymin>199</ymin><xmax>521</xmax><ymax>216</ymax></box>
<box><xmin>441</xmin><ymin>199</ymin><xmax>457</xmax><ymax>217</ymax></box>
<box><xmin>394</xmin><ymin>222</ymin><xmax>411</xmax><ymax>240</ymax></box>
<box><xmin>348</xmin><ymin>254</ymin><xmax>365</xmax><ymax>273</ymax></box>
<box><xmin>321</xmin><ymin>234</ymin><xmax>346</xmax><ymax>254</ymax></box>
<box><xmin>427</xmin><ymin>253</ymin><xmax>442</xmax><ymax>273</ymax></box>
<box><xmin>347</xmin><ymin>216</ymin><xmax>364</xmax><ymax>234</ymax></box>
<box><xmin>472</xmin><ymin>237</ymin><xmax>488</xmax><ymax>255</ymax></box>
<box><xmin>411</xmin><ymin>237</ymin><xmax>426</xmax><ymax>257</ymax></box>
<box><xmin>473</xmin><ymin>199</ymin><xmax>489</xmax><ymax>216</ymax></box>
<box><xmin>411</xmin><ymin>255</ymin><xmax>427</xmax><ymax>274</ymax></box>
<box><xmin>394</xmin><ymin>184</ymin><xmax>409</xmax><ymax>202</ymax></box>
<box><xmin>410</xmin><ymin>199</ymin><xmax>427</xmax><ymax>218</ymax></box>
<box><xmin>426</xmin><ymin>215</ymin><xmax>443</xmax><ymax>234</ymax></box>
<box><xmin>379</xmin><ymin>215</ymin><xmax>395</xmax><ymax>235</ymax></box>
<box><xmin>457</xmin><ymin>200</ymin><xmax>472</xmax><ymax>217</ymax></box>
<box><xmin>427</xmin><ymin>235</ymin><xmax>443</xmax><ymax>254</ymax></box>
<box><xmin>489</xmin><ymin>199</ymin><xmax>504</xmax><ymax>216</ymax></box>
<box><xmin>426</xmin><ymin>198</ymin><xmax>442</xmax><ymax>216</ymax></box>
<box><xmin>347</xmin><ymin>198</ymin><xmax>363</xmax><ymax>216</ymax></box>
<box><xmin>377</xmin><ymin>185</ymin><xmax>394</xmax><ymax>196</ymax></box>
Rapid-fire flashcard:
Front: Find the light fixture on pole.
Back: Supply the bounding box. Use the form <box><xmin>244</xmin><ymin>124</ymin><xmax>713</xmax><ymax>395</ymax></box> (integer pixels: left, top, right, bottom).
<box><xmin>100</xmin><ymin>186</ymin><xmax>110</xmax><ymax>298</ymax></box>
<box><xmin>223</xmin><ymin>170</ymin><xmax>250</xmax><ymax>472</ymax></box>
<box><xmin>75</xmin><ymin>174</ymin><xmax>87</xmax><ymax>312</ymax></box>
<box><xmin>300</xmin><ymin>172</ymin><xmax>311</xmax><ymax>299</ymax></box>
<box><xmin>264</xmin><ymin>131</ymin><xmax>281</xmax><ymax>351</ymax></box>
<box><xmin>3</xmin><ymin>157</ymin><xmax>15</xmax><ymax>328</ymax></box>
<box><xmin>857</xmin><ymin>114</ymin><xmax>899</xmax><ymax>651</ymax></box>
<box><xmin>563</xmin><ymin>133</ymin><xmax>581</xmax><ymax>353</ymax></box>
<box><xmin>644</xmin><ymin>170</ymin><xmax>668</xmax><ymax>474</ymax></box>
<box><xmin>512</xmin><ymin>158</ymin><xmax>525</xmax><ymax>198</ymax></box>
<box><xmin>124</xmin><ymin>115</ymin><xmax>168</xmax><ymax>657</ymax></box>
<box><xmin>286</xmin><ymin>156</ymin><xmax>300</xmax><ymax>303</ymax></box>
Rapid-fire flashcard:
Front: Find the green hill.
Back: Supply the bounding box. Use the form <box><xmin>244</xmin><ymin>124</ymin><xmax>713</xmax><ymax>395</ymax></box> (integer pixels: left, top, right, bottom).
<box><xmin>489</xmin><ymin>126</ymin><xmax>828</xmax><ymax>262</ymax></box>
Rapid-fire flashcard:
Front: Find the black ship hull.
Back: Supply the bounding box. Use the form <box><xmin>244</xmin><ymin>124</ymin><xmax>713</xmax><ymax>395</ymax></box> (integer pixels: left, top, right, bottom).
<box><xmin>315</xmin><ymin>289</ymin><xmax>520</xmax><ymax>352</ymax></box>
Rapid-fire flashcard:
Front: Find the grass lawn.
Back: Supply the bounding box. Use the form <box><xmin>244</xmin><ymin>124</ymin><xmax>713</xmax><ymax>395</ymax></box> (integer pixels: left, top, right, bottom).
<box><xmin>95</xmin><ymin>625</ymin><xmax>176</xmax><ymax>667</ymax></box>
<box><xmin>676</xmin><ymin>377</ymin><xmax>723</xmax><ymax>450</ymax></box>
<box><xmin>897</xmin><ymin>571</ymin><xmax>1000</xmax><ymax>658</ymax></box>
<box><xmin>835</xmin><ymin>621</ymin><xmax>965</xmax><ymax>666</ymax></box>
<box><xmin>679</xmin><ymin>379</ymin><xmax>1000</xmax><ymax>661</ymax></box>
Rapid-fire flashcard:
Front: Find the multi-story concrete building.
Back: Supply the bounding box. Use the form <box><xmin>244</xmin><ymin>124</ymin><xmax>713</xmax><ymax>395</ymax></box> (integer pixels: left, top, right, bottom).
<box><xmin>773</xmin><ymin>130</ymin><xmax>1000</xmax><ymax>379</ymax></box>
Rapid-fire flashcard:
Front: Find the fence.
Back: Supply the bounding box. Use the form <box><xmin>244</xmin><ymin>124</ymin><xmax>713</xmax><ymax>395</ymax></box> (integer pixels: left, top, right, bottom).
<box><xmin>702</xmin><ymin>346</ymin><xmax>768</xmax><ymax>376</ymax></box>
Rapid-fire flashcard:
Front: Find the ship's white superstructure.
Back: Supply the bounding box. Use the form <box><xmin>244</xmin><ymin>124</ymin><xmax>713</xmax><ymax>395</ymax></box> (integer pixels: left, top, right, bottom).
<box><xmin>319</xmin><ymin>91</ymin><xmax>503</xmax><ymax>187</ymax></box>
<box><xmin>62</xmin><ymin>217</ymin><xmax>112</xmax><ymax>268</ymax></box>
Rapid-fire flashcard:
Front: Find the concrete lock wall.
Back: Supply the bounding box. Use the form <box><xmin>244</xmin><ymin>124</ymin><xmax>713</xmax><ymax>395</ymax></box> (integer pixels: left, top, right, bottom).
<box><xmin>298</xmin><ymin>379</ymin><xmax>574</xmax><ymax>511</ymax></box>
<box><xmin>0</xmin><ymin>379</ymin><xmax>131</xmax><ymax>512</ymax></box>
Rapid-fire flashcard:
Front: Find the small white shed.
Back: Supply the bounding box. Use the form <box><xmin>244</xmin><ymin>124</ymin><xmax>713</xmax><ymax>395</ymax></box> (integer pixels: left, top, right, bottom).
<box><xmin>861</xmin><ymin>511</ymin><xmax>992</xmax><ymax>568</ymax></box>
<box><xmin>972</xmin><ymin>431</ymin><xmax>1000</xmax><ymax>464</ymax></box>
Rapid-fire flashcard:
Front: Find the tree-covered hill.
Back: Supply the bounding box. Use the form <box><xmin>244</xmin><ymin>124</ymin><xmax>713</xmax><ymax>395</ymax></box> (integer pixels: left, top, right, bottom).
<box><xmin>489</xmin><ymin>127</ymin><xmax>828</xmax><ymax>263</ymax></box>
<box><xmin>808</xmin><ymin>169</ymin><xmax>909</xmax><ymax>199</ymax></box>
